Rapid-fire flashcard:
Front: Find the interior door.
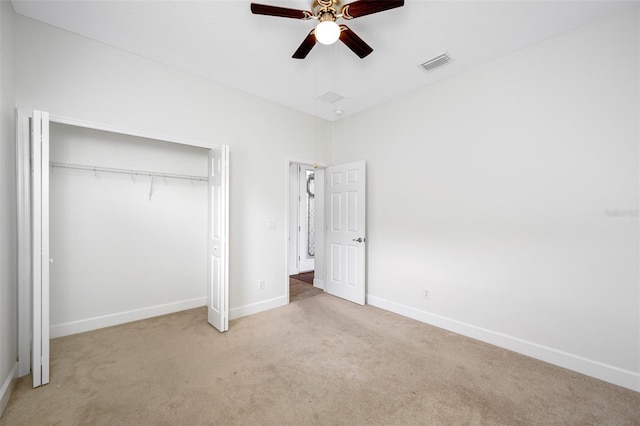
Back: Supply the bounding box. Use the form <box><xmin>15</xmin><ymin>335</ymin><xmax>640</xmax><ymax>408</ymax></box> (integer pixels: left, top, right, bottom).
<box><xmin>325</xmin><ymin>160</ymin><xmax>366</xmax><ymax>305</ymax></box>
<box><xmin>32</xmin><ymin>110</ymin><xmax>50</xmax><ymax>387</ymax></box>
<box><xmin>207</xmin><ymin>145</ymin><xmax>229</xmax><ymax>332</ymax></box>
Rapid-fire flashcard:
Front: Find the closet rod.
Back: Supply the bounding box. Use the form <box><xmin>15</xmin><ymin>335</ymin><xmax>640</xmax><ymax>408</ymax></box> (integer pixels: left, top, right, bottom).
<box><xmin>50</xmin><ymin>162</ymin><xmax>208</xmax><ymax>182</ymax></box>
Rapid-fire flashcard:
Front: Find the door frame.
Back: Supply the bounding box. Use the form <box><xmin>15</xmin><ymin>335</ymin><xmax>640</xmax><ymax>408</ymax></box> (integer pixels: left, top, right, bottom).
<box><xmin>284</xmin><ymin>158</ymin><xmax>327</xmax><ymax>304</ymax></box>
<box><xmin>16</xmin><ymin>109</ymin><xmax>223</xmax><ymax>380</ymax></box>
<box><xmin>288</xmin><ymin>163</ymin><xmax>300</xmax><ymax>276</ymax></box>
<box><xmin>16</xmin><ymin>110</ymin><xmax>32</xmax><ymax>377</ymax></box>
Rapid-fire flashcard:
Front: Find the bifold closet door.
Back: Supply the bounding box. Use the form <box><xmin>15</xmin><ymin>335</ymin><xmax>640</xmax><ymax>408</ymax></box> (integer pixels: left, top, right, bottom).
<box><xmin>207</xmin><ymin>145</ymin><xmax>229</xmax><ymax>332</ymax></box>
<box><xmin>32</xmin><ymin>110</ymin><xmax>50</xmax><ymax>387</ymax></box>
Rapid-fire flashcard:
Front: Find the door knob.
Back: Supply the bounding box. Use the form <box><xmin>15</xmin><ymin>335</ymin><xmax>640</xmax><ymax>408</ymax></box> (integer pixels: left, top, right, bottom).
<box><xmin>352</xmin><ymin>237</ymin><xmax>363</xmax><ymax>243</ymax></box>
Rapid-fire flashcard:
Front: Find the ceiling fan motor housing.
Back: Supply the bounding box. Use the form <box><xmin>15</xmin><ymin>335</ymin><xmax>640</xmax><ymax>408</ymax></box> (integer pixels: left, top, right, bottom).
<box><xmin>318</xmin><ymin>11</ymin><xmax>336</xmax><ymax>24</ymax></box>
<box><xmin>313</xmin><ymin>0</ymin><xmax>342</xmax><ymax>17</ymax></box>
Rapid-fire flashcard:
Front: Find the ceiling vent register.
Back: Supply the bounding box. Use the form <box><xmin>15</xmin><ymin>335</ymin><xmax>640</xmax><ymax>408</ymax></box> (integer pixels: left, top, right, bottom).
<box><xmin>317</xmin><ymin>91</ymin><xmax>345</xmax><ymax>104</ymax></box>
<box><xmin>420</xmin><ymin>53</ymin><xmax>452</xmax><ymax>71</ymax></box>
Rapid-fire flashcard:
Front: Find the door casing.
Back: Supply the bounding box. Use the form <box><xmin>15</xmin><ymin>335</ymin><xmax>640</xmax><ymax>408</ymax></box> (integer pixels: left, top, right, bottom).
<box><xmin>285</xmin><ymin>159</ymin><xmax>327</xmax><ymax>302</ymax></box>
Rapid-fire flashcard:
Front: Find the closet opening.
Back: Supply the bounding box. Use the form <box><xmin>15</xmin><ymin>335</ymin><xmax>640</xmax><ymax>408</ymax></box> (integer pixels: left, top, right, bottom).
<box><xmin>17</xmin><ymin>109</ymin><xmax>230</xmax><ymax>387</ymax></box>
<box><xmin>47</xmin><ymin>122</ymin><xmax>210</xmax><ymax>337</ymax></box>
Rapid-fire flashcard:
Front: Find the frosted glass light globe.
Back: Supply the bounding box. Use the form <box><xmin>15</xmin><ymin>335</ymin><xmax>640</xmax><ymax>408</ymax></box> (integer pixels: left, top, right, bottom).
<box><xmin>315</xmin><ymin>21</ymin><xmax>340</xmax><ymax>45</ymax></box>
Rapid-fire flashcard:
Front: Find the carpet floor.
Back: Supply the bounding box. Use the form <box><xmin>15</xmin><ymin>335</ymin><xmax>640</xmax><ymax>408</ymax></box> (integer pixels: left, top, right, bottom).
<box><xmin>2</xmin><ymin>294</ymin><xmax>639</xmax><ymax>425</ymax></box>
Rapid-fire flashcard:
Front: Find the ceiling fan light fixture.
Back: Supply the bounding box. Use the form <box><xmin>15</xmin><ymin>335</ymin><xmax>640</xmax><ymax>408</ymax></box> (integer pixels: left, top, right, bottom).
<box><xmin>315</xmin><ymin>20</ymin><xmax>340</xmax><ymax>45</ymax></box>
<box><xmin>250</xmin><ymin>0</ymin><xmax>405</xmax><ymax>58</ymax></box>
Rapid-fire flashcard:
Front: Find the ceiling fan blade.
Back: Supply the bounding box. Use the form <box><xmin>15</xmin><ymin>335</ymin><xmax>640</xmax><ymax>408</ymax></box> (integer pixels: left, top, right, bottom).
<box><xmin>292</xmin><ymin>30</ymin><xmax>317</xmax><ymax>59</ymax></box>
<box><xmin>340</xmin><ymin>0</ymin><xmax>404</xmax><ymax>20</ymax></box>
<box><xmin>251</xmin><ymin>3</ymin><xmax>313</xmax><ymax>20</ymax></box>
<box><xmin>339</xmin><ymin>25</ymin><xmax>373</xmax><ymax>59</ymax></box>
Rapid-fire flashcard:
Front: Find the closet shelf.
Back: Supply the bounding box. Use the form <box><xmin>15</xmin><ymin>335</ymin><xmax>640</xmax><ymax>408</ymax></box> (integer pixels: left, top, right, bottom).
<box><xmin>50</xmin><ymin>161</ymin><xmax>208</xmax><ymax>182</ymax></box>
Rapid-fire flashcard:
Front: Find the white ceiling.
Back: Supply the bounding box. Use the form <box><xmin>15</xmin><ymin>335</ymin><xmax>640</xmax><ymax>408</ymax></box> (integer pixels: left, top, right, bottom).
<box><xmin>11</xmin><ymin>0</ymin><xmax>636</xmax><ymax>121</ymax></box>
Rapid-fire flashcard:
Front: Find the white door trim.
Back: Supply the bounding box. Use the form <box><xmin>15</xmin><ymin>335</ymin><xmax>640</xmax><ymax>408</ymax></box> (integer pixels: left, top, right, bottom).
<box><xmin>288</xmin><ymin>163</ymin><xmax>300</xmax><ymax>276</ymax></box>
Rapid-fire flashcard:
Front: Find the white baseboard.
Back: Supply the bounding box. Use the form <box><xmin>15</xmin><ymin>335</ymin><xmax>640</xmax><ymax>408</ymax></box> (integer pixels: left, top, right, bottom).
<box><xmin>313</xmin><ymin>278</ymin><xmax>324</xmax><ymax>290</ymax></box>
<box><xmin>50</xmin><ymin>297</ymin><xmax>206</xmax><ymax>338</ymax></box>
<box><xmin>0</xmin><ymin>362</ymin><xmax>18</xmax><ymax>419</ymax></box>
<box><xmin>229</xmin><ymin>295</ymin><xmax>287</xmax><ymax>320</ymax></box>
<box><xmin>367</xmin><ymin>295</ymin><xmax>640</xmax><ymax>393</ymax></box>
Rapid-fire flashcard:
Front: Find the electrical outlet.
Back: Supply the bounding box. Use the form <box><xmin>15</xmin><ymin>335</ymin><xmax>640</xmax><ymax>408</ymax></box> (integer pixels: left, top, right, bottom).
<box><xmin>423</xmin><ymin>289</ymin><xmax>430</xmax><ymax>300</ymax></box>
<box><xmin>259</xmin><ymin>280</ymin><xmax>266</xmax><ymax>290</ymax></box>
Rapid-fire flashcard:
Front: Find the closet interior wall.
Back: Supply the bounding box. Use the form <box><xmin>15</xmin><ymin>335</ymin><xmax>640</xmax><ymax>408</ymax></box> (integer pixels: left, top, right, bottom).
<box><xmin>49</xmin><ymin>122</ymin><xmax>209</xmax><ymax>337</ymax></box>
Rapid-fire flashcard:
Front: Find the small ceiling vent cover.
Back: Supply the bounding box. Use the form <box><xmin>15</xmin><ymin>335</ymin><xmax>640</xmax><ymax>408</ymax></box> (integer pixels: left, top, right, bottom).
<box><xmin>317</xmin><ymin>91</ymin><xmax>345</xmax><ymax>104</ymax></box>
<box><xmin>420</xmin><ymin>53</ymin><xmax>452</xmax><ymax>71</ymax></box>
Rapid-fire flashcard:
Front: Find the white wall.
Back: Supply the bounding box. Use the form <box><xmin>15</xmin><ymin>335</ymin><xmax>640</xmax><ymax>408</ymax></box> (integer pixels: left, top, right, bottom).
<box><xmin>48</xmin><ymin>123</ymin><xmax>208</xmax><ymax>336</ymax></box>
<box><xmin>11</xmin><ymin>1</ymin><xmax>638</xmax><ymax>395</ymax></box>
<box><xmin>332</xmin><ymin>7</ymin><xmax>639</xmax><ymax>391</ymax></box>
<box><xmin>14</xmin><ymin>15</ymin><xmax>331</xmax><ymax>323</ymax></box>
<box><xmin>0</xmin><ymin>0</ymin><xmax>18</xmax><ymax>416</ymax></box>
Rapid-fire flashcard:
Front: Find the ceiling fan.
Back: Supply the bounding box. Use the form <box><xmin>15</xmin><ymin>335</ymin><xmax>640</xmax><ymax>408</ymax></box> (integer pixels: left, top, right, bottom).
<box><xmin>250</xmin><ymin>0</ymin><xmax>404</xmax><ymax>59</ymax></box>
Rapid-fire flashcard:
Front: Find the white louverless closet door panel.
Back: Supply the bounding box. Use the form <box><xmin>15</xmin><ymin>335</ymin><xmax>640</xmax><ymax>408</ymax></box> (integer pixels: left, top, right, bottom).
<box><xmin>32</xmin><ymin>110</ymin><xmax>50</xmax><ymax>387</ymax></box>
<box><xmin>207</xmin><ymin>145</ymin><xmax>229</xmax><ymax>332</ymax></box>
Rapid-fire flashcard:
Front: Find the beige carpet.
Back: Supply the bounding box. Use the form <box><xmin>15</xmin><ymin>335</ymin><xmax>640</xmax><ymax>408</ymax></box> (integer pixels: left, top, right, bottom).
<box><xmin>2</xmin><ymin>294</ymin><xmax>639</xmax><ymax>425</ymax></box>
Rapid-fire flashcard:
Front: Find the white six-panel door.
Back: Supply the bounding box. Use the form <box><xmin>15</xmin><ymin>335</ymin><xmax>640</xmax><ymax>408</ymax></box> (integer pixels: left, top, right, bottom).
<box><xmin>325</xmin><ymin>161</ymin><xmax>366</xmax><ymax>305</ymax></box>
<box><xmin>207</xmin><ymin>145</ymin><xmax>229</xmax><ymax>332</ymax></box>
<box><xmin>31</xmin><ymin>110</ymin><xmax>50</xmax><ymax>387</ymax></box>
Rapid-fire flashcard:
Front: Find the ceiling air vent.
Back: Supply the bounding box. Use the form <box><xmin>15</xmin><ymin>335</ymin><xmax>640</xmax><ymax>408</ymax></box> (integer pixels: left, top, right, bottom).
<box><xmin>420</xmin><ymin>53</ymin><xmax>452</xmax><ymax>72</ymax></box>
<box><xmin>317</xmin><ymin>91</ymin><xmax>345</xmax><ymax>104</ymax></box>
